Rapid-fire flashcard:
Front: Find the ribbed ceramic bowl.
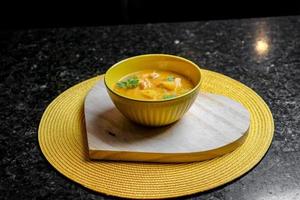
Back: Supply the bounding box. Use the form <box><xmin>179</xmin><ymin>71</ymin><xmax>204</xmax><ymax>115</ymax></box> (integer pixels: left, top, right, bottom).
<box><xmin>104</xmin><ymin>54</ymin><xmax>202</xmax><ymax>126</ymax></box>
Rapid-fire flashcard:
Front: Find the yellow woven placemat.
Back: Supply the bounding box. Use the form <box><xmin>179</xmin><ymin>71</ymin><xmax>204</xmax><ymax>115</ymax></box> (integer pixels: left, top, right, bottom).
<box><xmin>38</xmin><ymin>70</ymin><xmax>274</xmax><ymax>199</ymax></box>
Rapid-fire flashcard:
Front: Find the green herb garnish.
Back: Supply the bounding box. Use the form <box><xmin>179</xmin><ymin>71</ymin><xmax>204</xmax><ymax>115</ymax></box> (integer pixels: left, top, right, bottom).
<box><xmin>127</xmin><ymin>76</ymin><xmax>139</xmax><ymax>88</ymax></box>
<box><xmin>116</xmin><ymin>76</ymin><xmax>139</xmax><ymax>89</ymax></box>
<box><xmin>163</xmin><ymin>94</ymin><xmax>176</xmax><ymax>99</ymax></box>
<box><xmin>166</xmin><ymin>76</ymin><xmax>175</xmax><ymax>81</ymax></box>
<box><xmin>116</xmin><ymin>81</ymin><xmax>127</xmax><ymax>88</ymax></box>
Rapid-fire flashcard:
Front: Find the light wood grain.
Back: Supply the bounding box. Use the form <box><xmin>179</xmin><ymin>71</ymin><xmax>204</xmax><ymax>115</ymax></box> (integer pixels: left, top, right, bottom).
<box><xmin>84</xmin><ymin>79</ymin><xmax>250</xmax><ymax>163</ymax></box>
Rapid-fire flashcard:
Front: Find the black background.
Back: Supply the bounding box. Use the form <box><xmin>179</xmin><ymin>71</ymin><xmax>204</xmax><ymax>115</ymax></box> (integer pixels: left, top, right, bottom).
<box><xmin>1</xmin><ymin>0</ymin><xmax>300</xmax><ymax>30</ymax></box>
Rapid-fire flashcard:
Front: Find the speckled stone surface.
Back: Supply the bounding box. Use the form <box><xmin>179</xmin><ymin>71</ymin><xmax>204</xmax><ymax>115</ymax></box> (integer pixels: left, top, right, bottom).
<box><xmin>1</xmin><ymin>16</ymin><xmax>300</xmax><ymax>200</ymax></box>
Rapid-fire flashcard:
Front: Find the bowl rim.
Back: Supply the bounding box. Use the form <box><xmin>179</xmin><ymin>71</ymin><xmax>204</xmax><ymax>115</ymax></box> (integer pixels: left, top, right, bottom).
<box><xmin>104</xmin><ymin>54</ymin><xmax>202</xmax><ymax>103</ymax></box>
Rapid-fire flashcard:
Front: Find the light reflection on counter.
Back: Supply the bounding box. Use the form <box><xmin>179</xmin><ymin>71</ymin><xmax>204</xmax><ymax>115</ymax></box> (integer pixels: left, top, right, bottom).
<box><xmin>254</xmin><ymin>22</ymin><xmax>271</xmax><ymax>58</ymax></box>
<box><xmin>255</xmin><ymin>39</ymin><xmax>269</xmax><ymax>55</ymax></box>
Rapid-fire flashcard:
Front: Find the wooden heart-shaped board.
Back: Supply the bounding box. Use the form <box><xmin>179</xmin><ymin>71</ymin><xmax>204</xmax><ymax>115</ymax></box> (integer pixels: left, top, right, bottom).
<box><xmin>84</xmin><ymin>79</ymin><xmax>250</xmax><ymax>163</ymax></box>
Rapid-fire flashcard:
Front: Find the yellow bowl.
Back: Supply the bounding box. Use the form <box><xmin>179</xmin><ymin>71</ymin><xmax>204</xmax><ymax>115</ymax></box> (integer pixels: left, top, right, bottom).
<box><xmin>104</xmin><ymin>54</ymin><xmax>202</xmax><ymax>126</ymax></box>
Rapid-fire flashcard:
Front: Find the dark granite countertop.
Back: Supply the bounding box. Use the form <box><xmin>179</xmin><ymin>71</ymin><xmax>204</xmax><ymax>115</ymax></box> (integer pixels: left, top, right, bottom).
<box><xmin>1</xmin><ymin>16</ymin><xmax>300</xmax><ymax>200</ymax></box>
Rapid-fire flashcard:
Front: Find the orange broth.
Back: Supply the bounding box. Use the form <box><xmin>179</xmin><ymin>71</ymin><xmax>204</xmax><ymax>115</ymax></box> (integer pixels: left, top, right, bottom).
<box><xmin>113</xmin><ymin>70</ymin><xmax>194</xmax><ymax>100</ymax></box>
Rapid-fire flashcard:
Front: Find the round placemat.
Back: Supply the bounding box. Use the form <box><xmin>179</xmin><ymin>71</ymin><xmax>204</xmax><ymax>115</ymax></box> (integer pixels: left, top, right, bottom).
<box><xmin>38</xmin><ymin>69</ymin><xmax>274</xmax><ymax>199</ymax></box>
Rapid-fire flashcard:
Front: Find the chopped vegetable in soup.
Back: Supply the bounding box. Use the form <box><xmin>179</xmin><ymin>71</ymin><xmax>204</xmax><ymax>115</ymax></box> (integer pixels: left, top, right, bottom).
<box><xmin>114</xmin><ymin>70</ymin><xmax>194</xmax><ymax>100</ymax></box>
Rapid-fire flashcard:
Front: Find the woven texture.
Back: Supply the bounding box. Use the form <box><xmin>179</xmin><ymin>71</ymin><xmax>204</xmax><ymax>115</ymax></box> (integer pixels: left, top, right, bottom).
<box><xmin>38</xmin><ymin>70</ymin><xmax>274</xmax><ymax>199</ymax></box>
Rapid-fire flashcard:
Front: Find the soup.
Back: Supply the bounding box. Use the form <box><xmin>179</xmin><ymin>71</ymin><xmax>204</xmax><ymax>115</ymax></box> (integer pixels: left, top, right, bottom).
<box><xmin>113</xmin><ymin>69</ymin><xmax>194</xmax><ymax>100</ymax></box>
